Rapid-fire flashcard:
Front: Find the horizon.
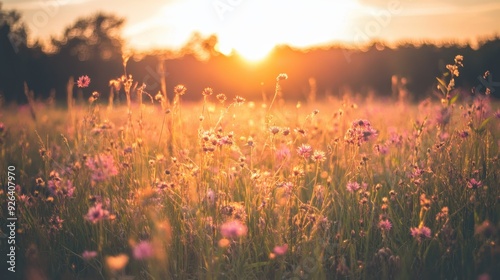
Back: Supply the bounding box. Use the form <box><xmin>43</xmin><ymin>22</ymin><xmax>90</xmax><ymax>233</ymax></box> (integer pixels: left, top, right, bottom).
<box><xmin>2</xmin><ymin>0</ymin><xmax>500</xmax><ymax>61</ymax></box>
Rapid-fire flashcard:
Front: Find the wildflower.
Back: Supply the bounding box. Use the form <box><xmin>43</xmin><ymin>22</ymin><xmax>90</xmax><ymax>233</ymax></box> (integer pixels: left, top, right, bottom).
<box><xmin>82</xmin><ymin>250</ymin><xmax>98</xmax><ymax>261</ymax></box>
<box><xmin>454</xmin><ymin>55</ymin><xmax>464</xmax><ymax>66</ymax></box>
<box><xmin>297</xmin><ymin>144</ymin><xmax>313</xmax><ymax>158</ymax></box>
<box><xmin>0</xmin><ymin>122</ymin><xmax>5</xmax><ymax>133</ymax></box>
<box><xmin>467</xmin><ymin>178</ymin><xmax>482</xmax><ymax>189</ymax></box>
<box><xmin>378</xmin><ymin>220</ymin><xmax>392</xmax><ymax>232</ymax></box>
<box><xmin>84</xmin><ymin>203</ymin><xmax>110</xmax><ymax>223</ymax></box>
<box><xmin>133</xmin><ymin>241</ymin><xmax>154</xmax><ymax>260</ymax></box>
<box><xmin>410</xmin><ymin>226</ymin><xmax>431</xmax><ymax>242</ymax></box>
<box><xmin>220</xmin><ymin>220</ymin><xmax>248</xmax><ymax>239</ymax></box>
<box><xmin>85</xmin><ymin>153</ymin><xmax>118</xmax><ymax>182</ymax></box>
<box><xmin>270</xmin><ymin>126</ymin><xmax>280</xmax><ymax>135</ymax></box>
<box><xmin>344</xmin><ymin>119</ymin><xmax>378</xmax><ymax>145</ymax></box>
<box><xmin>174</xmin><ymin>84</ymin><xmax>187</xmax><ymax>95</ymax></box>
<box><xmin>494</xmin><ymin>109</ymin><xmax>500</xmax><ymax>119</ymax></box>
<box><xmin>311</xmin><ymin>150</ymin><xmax>326</xmax><ymax>162</ymax></box>
<box><xmin>216</xmin><ymin>93</ymin><xmax>227</xmax><ymax>103</ymax></box>
<box><xmin>234</xmin><ymin>95</ymin><xmax>245</xmax><ymax>105</ymax></box>
<box><xmin>276</xmin><ymin>73</ymin><xmax>288</xmax><ymax>81</ymax></box>
<box><xmin>346</xmin><ymin>181</ymin><xmax>361</xmax><ymax>193</ymax></box>
<box><xmin>272</xmin><ymin>244</ymin><xmax>288</xmax><ymax>256</ymax></box>
<box><xmin>77</xmin><ymin>75</ymin><xmax>91</xmax><ymax>88</ymax></box>
<box><xmin>106</xmin><ymin>254</ymin><xmax>129</xmax><ymax>271</ymax></box>
<box><xmin>202</xmin><ymin>87</ymin><xmax>213</xmax><ymax>96</ymax></box>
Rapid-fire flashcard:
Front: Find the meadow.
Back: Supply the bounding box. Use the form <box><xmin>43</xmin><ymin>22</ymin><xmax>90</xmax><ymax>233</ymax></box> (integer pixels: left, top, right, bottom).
<box><xmin>1</xmin><ymin>56</ymin><xmax>499</xmax><ymax>280</ymax></box>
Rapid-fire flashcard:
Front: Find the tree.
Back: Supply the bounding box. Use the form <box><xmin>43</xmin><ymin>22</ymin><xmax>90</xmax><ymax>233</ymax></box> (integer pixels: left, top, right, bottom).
<box><xmin>0</xmin><ymin>2</ymin><xmax>28</xmax><ymax>52</ymax></box>
<box><xmin>51</xmin><ymin>12</ymin><xmax>125</xmax><ymax>61</ymax></box>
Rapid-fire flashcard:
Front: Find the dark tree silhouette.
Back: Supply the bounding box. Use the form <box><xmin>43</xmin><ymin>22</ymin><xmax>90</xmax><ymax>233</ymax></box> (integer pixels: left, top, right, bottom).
<box><xmin>0</xmin><ymin>3</ymin><xmax>28</xmax><ymax>102</ymax></box>
<box><xmin>51</xmin><ymin>12</ymin><xmax>125</xmax><ymax>61</ymax></box>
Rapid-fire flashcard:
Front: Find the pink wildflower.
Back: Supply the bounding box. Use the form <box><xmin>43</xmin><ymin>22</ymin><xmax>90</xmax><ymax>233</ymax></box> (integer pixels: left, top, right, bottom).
<box><xmin>297</xmin><ymin>144</ymin><xmax>313</xmax><ymax>158</ymax></box>
<box><xmin>272</xmin><ymin>244</ymin><xmax>288</xmax><ymax>256</ymax></box>
<box><xmin>378</xmin><ymin>220</ymin><xmax>392</xmax><ymax>232</ymax></box>
<box><xmin>410</xmin><ymin>226</ymin><xmax>431</xmax><ymax>242</ymax></box>
<box><xmin>220</xmin><ymin>220</ymin><xmax>248</xmax><ymax>239</ymax></box>
<box><xmin>311</xmin><ymin>150</ymin><xmax>326</xmax><ymax>162</ymax></box>
<box><xmin>77</xmin><ymin>75</ymin><xmax>91</xmax><ymax>88</ymax></box>
<box><xmin>346</xmin><ymin>181</ymin><xmax>361</xmax><ymax>193</ymax></box>
<box><xmin>85</xmin><ymin>154</ymin><xmax>118</xmax><ymax>182</ymax></box>
<box><xmin>133</xmin><ymin>241</ymin><xmax>154</xmax><ymax>260</ymax></box>
<box><xmin>467</xmin><ymin>178</ymin><xmax>482</xmax><ymax>189</ymax></box>
<box><xmin>84</xmin><ymin>203</ymin><xmax>109</xmax><ymax>223</ymax></box>
<box><xmin>82</xmin><ymin>250</ymin><xmax>98</xmax><ymax>260</ymax></box>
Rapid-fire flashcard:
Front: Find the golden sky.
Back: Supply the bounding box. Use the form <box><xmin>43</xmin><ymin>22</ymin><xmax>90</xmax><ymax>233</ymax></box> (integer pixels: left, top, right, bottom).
<box><xmin>4</xmin><ymin>0</ymin><xmax>500</xmax><ymax>60</ymax></box>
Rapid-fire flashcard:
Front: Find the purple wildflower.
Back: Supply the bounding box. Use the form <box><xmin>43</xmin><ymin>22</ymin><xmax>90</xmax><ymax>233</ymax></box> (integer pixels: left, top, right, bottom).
<box><xmin>84</xmin><ymin>203</ymin><xmax>109</xmax><ymax>223</ymax></box>
<box><xmin>77</xmin><ymin>75</ymin><xmax>91</xmax><ymax>88</ymax></box>
<box><xmin>82</xmin><ymin>250</ymin><xmax>98</xmax><ymax>261</ymax></box>
<box><xmin>346</xmin><ymin>181</ymin><xmax>361</xmax><ymax>193</ymax></box>
<box><xmin>378</xmin><ymin>220</ymin><xmax>392</xmax><ymax>232</ymax></box>
<box><xmin>297</xmin><ymin>144</ymin><xmax>313</xmax><ymax>158</ymax></box>
<box><xmin>85</xmin><ymin>153</ymin><xmax>118</xmax><ymax>182</ymax></box>
<box><xmin>133</xmin><ymin>241</ymin><xmax>154</xmax><ymax>260</ymax></box>
<box><xmin>272</xmin><ymin>244</ymin><xmax>288</xmax><ymax>256</ymax></box>
<box><xmin>467</xmin><ymin>178</ymin><xmax>482</xmax><ymax>190</ymax></box>
<box><xmin>220</xmin><ymin>220</ymin><xmax>248</xmax><ymax>239</ymax></box>
<box><xmin>410</xmin><ymin>226</ymin><xmax>431</xmax><ymax>242</ymax></box>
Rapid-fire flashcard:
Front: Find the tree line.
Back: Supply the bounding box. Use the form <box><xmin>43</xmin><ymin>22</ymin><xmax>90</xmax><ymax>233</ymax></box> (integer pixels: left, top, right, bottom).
<box><xmin>1</xmin><ymin>4</ymin><xmax>499</xmax><ymax>105</ymax></box>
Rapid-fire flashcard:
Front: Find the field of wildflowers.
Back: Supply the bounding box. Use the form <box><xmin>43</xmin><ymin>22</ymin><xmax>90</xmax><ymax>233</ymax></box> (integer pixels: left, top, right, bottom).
<box><xmin>1</xmin><ymin>56</ymin><xmax>500</xmax><ymax>279</ymax></box>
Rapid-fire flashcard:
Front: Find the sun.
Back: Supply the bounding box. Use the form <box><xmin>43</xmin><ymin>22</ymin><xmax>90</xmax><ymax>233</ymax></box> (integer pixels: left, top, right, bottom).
<box><xmin>216</xmin><ymin>40</ymin><xmax>274</xmax><ymax>63</ymax></box>
<box><xmin>212</xmin><ymin>1</ymin><xmax>359</xmax><ymax>62</ymax></box>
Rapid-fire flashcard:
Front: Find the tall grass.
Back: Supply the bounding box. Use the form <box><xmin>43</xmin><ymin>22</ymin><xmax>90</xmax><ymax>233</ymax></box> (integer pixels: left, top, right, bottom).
<box><xmin>0</xmin><ymin>56</ymin><xmax>499</xmax><ymax>280</ymax></box>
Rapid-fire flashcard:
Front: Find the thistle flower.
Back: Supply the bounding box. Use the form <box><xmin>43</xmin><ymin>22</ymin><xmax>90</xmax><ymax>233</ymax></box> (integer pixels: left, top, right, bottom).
<box><xmin>378</xmin><ymin>219</ymin><xmax>392</xmax><ymax>232</ymax></box>
<box><xmin>410</xmin><ymin>226</ymin><xmax>431</xmax><ymax>242</ymax></box>
<box><xmin>297</xmin><ymin>144</ymin><xmax>313</xmax><ymax>158</ymax></box>
<box><xmin>346</xmin><ymin>181</ymin><xmax>361</xmax><ymax>193</ymax></box>
<box><xmin>77</xmin><ymin>75</ymin><xmax>91</xmax><ymax>88</ymax></box>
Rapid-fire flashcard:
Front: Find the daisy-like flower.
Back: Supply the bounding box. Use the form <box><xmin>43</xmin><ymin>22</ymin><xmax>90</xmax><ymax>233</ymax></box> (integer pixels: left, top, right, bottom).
<box><xmin>311</xmin><ymin>150</ymin><xmax>326</xmax><ymax>162</ymax></box>
<box><xmin>467</xmin><ymin>178</ymin><xmax>482</xmax><ymax>190</ymax></box>
<box><xmin>84</xmin><ymin>203</ymin><xmax>109</xmax><ymax>223</ymax></box>
<box><xmin>174</xmin><ymin>84</ymin><xmax>187</xmax><ymax>95</ymax></box>
<box><xmin>216</xmin><ymin>93</ymin><xmax>227</xmax><ymax>103</ymax></box>
<box><xmin>297</xmin><ymin>144</ymin><xmax>313</xmax><ymax>158</ymax></box>
<box><xmin>234</xmin><ymin>96</ymin><xmax>245</xmax><ymax>105</ymax></box>
<box><xmin>77</xmin><ymin>75</ymin><xmax>91</xmax><ymax>88</ymax></box>
<box><xmin>202</xmin><ymin>87</ymin><xmax>213</xmax><ymax>96</ymax></box>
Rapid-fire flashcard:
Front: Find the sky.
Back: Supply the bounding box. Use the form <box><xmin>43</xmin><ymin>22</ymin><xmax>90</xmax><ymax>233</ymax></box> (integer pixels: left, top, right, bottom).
<box><xmin>3</xmin><ymin>0</ymin><xmax>500</xmax><ymax>61</ymax></box>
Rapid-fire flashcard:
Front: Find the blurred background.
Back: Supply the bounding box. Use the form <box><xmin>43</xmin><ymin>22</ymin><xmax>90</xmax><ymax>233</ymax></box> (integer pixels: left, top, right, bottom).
<box><xmin>0</xmin><ymin>0</ymin><xmax>499</xmax><ymax>104</ymax></box>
